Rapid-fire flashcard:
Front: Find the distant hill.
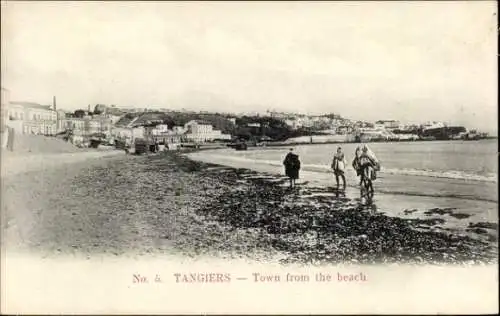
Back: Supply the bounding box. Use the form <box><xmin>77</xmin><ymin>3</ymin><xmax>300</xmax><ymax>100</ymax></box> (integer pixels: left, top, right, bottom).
<box><xmin>165</xmin><ymin>111</ymin><xmax>236</xmax><ymax>133</ymax></box>
<box><xmin>115</xmin><ymin>112</ymin><xmax>171</xmax><ymax>128</ymax></box>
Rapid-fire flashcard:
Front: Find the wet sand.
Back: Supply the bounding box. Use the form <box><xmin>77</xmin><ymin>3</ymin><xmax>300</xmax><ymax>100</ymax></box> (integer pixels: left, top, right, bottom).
<box><xmin>188</xmin><ymin>150</ymin><xmax>498</xmax><ymax>243</ymax></box>
<box><xmin>1</xmin><ymin>151</ymin><xmax>497</xmax><ymax>264</ymax></box>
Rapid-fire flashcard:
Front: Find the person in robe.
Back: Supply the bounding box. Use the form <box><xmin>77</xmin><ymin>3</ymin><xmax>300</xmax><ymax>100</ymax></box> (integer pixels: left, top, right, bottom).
<box><xmin>283</xmin><ymin>148</ymin><xmax>301</xmax><ymax>188</ymax></box>
<box><xmin>331</xmin><ymin>147</ymin><xmax>347</xmax><ymax>190</ymax></box>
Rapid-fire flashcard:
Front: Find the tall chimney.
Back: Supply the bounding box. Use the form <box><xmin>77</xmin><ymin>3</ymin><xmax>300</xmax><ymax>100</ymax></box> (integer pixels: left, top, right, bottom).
<box><xmin>53</xmin><ymin>96</ymin><xmax>57</xmax><ymax>111</ymax></box>
<box><xmin>88</xmin><ymin>104</ymin><xmax>91</xmax><ymax>112</ymax></box>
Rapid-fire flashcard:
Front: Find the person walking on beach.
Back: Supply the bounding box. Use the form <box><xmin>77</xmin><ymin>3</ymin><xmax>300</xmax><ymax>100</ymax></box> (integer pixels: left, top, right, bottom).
<box><xmin>283</xmin><ymin>148</ymin><xmax>301</xmax><ymax>188</ymax></box>
<box><xmin>331</xmin><ymin>147</ymin><xmax>347</xmax><ymax>190</ymax></box>
<box><xmin>352</xmin><ymin>144</ymin><xmax>380</xmax><ymax>185</ymax></box>
<box><xmin>352</xmin><ymin>146</ymin><xmax>362</xmax><ymax>184</ymax></box>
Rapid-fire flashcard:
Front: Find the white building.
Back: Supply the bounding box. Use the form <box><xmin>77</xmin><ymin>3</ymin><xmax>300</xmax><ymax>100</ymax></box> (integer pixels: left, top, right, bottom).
<box><xmin>184</xmin><ymin>120</ymin><xmax>231</xmax><ymax>142</ymax></box>
<box><xmin>423</xmin><ymin>121</ymin><xmax>446</xmax><ymax>130</ymax></box>
<box><xmin>6</xmin><ymin>101</ymin><xmax>57</xmax><ymax>135</ymax></box>
<box><xmin>375</xmin><ymin>120</ymin><xmax>400</xmax><ymax>130</ymax></box>
<box><xmin>150</xmin><ymin>124</ymin><xmax>169</xmax><ymax>135</ymax></box>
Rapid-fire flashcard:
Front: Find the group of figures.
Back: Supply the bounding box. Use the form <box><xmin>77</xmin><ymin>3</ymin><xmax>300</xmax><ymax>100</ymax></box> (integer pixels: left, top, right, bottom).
<box><xmin>283</xmin><ymin>145</ymin><xmax>381</xmax><ymax>197</ymax></box>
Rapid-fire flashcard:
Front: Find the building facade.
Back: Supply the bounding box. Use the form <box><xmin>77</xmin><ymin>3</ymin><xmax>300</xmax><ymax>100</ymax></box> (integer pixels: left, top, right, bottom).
<box><xmin>7</xmin><ymin>101</ymin><xmax>57</xmax><ymax>135</ymax></box>
<box><xmin>375</xmin><ymin>120</ymin><xmax>401</xmax><ymax>130</ymax></box>
<box><xmin>184</xmin><ymin>120</ymin><xmax>231</xmax><ymax>142</ymax></box>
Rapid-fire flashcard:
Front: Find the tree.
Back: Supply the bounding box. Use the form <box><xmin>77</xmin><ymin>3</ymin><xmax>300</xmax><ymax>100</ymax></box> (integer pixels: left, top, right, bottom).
<box><xmin>94</xmin><ymin>104</ymin><xmax>107</xmax><ymax>115</ymax></box>
<box><xmin>74</xmin><ymin>110</ymin><xmax>86</xmax><ymax>118</ymax></box>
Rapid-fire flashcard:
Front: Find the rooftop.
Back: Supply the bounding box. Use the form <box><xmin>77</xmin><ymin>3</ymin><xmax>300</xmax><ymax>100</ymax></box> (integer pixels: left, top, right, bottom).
<box><xmin>10</xmin><ymin>101</ymin><xmax>53</xmax><ymax>110</ymax></box>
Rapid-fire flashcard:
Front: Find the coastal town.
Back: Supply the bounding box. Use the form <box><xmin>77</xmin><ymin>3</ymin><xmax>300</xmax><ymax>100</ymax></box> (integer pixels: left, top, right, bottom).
<box><xmin>1</xmin><ymin>1</ymin><xmax>497</xmax><ymax>314</ymax></box>
<box><xmin>0</xmin><ymin>88</ymin><xmax>491</xmax><ymax>153</ymax></box>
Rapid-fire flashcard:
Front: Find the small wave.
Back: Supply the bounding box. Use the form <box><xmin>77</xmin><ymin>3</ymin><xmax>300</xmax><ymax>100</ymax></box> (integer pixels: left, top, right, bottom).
<box><xmin>381</xmin><ymin>168</ymin><xmax>497</xmax><ymax>183</ymax></box>
<box><xmin>200</xmin><ymin>154</ymin><xmax>497</xmax><ymax>183</ymax></box>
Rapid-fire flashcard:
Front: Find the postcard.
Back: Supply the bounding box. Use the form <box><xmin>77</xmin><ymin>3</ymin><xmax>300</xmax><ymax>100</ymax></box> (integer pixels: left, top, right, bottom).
<box><xmin>1</xmin><ymin>1</ymin><xmax>498</xmax><ymax>314</ymax></box>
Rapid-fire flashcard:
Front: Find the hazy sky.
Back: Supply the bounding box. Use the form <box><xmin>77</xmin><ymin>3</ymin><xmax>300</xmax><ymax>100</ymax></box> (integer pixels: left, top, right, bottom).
<box><xmin>1</xmin><ymin>1</ymin><xmax>497</xmax><ymax>132</ymax></box>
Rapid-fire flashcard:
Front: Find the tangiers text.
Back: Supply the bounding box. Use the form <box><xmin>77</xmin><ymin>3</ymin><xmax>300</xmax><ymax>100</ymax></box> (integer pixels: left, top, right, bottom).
<box><xmin>174</xmin><ymin>273</ymin><xmax>231</xmax><ymax>283</ymax></box>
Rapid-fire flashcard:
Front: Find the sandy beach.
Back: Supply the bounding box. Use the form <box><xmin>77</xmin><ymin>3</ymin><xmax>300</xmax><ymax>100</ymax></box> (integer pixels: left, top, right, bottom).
<box><xmin>188</xmin><ymin>148</ymin><xmax>498</xmax><ymax>243</ymax></box>
<box><xmin>1</xmin><ymin>149</ymin><xmax>497</xmax><ymax>264</ymax></box>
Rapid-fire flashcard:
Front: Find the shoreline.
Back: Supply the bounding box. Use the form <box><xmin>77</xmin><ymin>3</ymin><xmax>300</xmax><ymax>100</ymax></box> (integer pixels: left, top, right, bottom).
<box><xmin>252</xmin><ymin>137</ymin><xmax>497</xmax><ymax>148</ymax></box>
<box><xmin>177</xmin><ymin>151</ymin><xmax>497</xmax><ymax>264</ymax></box>
<box><xmin>1</xmin><ymin>149</ymin><xmax>497</xmax><ymax>265</ymax></box>
<box><xmin>186</xmin><ymin>149</ymin><xmax>498</xmax><ymax>246</ymax></box>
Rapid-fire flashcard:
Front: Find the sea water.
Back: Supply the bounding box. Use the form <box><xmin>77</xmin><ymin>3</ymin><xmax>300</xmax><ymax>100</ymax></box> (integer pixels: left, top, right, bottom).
<box><xmin>196</xmin><ymin>139</ymin><xmax>498</xmax><ymax>204</ymax></box>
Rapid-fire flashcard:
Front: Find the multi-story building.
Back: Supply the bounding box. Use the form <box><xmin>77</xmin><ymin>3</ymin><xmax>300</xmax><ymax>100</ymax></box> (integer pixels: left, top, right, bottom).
<box><xmin>7</xmin><ymin>101</ymin><xmax>57</xmax><ymax>135</ymax></box>
<box><xmin>63</xmin><ymin>117</ymin><xmax>86</xmax><ymax>134</ymax></box>
<box><xmin>148</xmin><ymin>124</ymin><xmax>169</xmax><ymax>136</ymax></box>
<box><xmin>62</xmin><ymin>115</ymin><xmax>113</xmax><ymax>136</ymax></box>
<box><xmin>56</xmin><ymin>110</ymin><xmax>67</xmax><ymax>133</ymax></box>
<box><xmin>112</xmin><ymin>111</ymin><xmax>167</xmax><ymax>145</ymax></box>
<box><xmin>184</xmin><ymin>120</ymin><xmax>231</xmax><ymax>142</ymax></box>
<box><xmin>375</xmin><ymin>120</ymin><xmax>401</xmax><ymax>130</ymax></box>
<box><xmin>336</xmin><ymin>125</ymin><xmax>355</xmax><ymax>135</ymax></box>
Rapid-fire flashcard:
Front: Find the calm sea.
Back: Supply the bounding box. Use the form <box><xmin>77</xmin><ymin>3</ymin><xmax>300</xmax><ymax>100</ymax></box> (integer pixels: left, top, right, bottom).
<box><xmin>208</xmin><ymin>139</ymin><xmax>498</xmax><ymax>203</ymax></box>
<box><xmin>234</xmin><ymin>140</ymin><xmax>497</xmax><ymax>182</ymax></box>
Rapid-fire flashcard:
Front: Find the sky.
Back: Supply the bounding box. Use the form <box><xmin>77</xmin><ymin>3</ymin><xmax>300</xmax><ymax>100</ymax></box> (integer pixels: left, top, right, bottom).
<box><xmin>1</xmin><ymin>1</ymin><xmax>497</xmax><ymax>133</ymax></box>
